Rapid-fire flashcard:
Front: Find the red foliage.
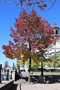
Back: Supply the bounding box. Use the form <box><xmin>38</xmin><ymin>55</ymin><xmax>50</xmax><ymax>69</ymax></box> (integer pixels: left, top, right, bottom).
<box><xmin>19</xmin><ymin>0</ymin><xmax>47</xmax><ymax>10</ymax></box>
<box><xmin>2</xmin><ymin>10</ymin><xmax>55</xmax><ymax>60</ymax></box>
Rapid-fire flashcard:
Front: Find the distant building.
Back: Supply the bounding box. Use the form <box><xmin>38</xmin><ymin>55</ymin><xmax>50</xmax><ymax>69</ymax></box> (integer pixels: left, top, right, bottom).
<box><xmin>53</xmin><ymin>23</ymin><xmax>59</xmax><ymax>34</ymax></box>
<box><xmin>45</xmin><ymin>23</ymin><xmax>60</xmax><ymax>58</ymax></box>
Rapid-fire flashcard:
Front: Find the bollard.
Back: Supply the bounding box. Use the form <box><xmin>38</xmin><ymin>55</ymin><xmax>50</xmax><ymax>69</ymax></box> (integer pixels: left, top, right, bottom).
<box><xmin>0</xmin><ymin>64</ymin><xmax>2</xmax><ymax>83</ymax></box>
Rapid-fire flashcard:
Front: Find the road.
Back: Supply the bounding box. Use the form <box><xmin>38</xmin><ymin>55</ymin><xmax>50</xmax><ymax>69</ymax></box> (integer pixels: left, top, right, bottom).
<box><xmin>21</xmin><ymin>72</ymin><xmax>60</xmax><ymax>77</ymax></box>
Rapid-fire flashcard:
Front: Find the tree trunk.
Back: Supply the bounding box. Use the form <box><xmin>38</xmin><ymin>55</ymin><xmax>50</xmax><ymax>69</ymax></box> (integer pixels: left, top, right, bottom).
<box><xmin>28</xmin><ymin>43</ymin><xmax>31</xmax><ymax>83</ymax></box>
<box><xmin>28</xmin><ymin>57</ymin><xmax>31</xmax><ymax>83</ymax></box>
<box><xmin>41</xmin><ymin>59</ymin><xmax>43</xmax><ymax>76</ymax></box>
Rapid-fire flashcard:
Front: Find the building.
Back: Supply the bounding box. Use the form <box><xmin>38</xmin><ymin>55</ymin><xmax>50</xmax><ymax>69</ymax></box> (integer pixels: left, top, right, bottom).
<box><xmin>45</xmin><ymin>23</ymin><xmax>60</xmax><ymax>58</ymax></box>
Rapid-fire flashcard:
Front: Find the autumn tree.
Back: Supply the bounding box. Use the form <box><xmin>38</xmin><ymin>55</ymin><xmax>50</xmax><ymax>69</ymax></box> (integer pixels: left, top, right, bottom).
<box><xmin>2</xmin><ymin>10</ymin><xmax>55</xmax><ymax>82</ymax></box>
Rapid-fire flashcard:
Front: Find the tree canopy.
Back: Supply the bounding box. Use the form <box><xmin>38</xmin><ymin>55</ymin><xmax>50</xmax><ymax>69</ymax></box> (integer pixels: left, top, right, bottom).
<box><xmin>2</xmin><ymin>10</ymin><xmax>55</xmax><ymax>63</ymax></box>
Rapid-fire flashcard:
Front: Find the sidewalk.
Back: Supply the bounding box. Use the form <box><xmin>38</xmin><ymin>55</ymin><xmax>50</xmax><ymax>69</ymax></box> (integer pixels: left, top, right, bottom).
<box><xmin>16</xmin><ymin>83</ymin><xmax>60</xmax><ymax>90</ymax></box>
<box><xmin>14</xmin><ymin>79</ymin><xmax>60</xmax><ymax>90</ymax></box>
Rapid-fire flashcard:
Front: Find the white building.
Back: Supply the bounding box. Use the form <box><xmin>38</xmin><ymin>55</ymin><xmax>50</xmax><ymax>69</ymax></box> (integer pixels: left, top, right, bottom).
<box><xmin>45</xmin><ymin>23</ymin><xmax>60</xmax><ymax>58</ymax></box>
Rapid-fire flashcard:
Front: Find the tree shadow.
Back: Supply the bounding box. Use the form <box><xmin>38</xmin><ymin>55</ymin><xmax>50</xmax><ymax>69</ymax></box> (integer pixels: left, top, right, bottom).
<box><xmin>30</xmin><ymin>75</ymin><xmax>60</xmax><ymax>84</ymax></box>
<box><xmin>9</xmin><ymin>84</ymin><xmax>18</xmax><ymax>90</ymax></box>
<box><xmin>45</xmin><ymin>75</ymin><xmax>60</xmax><ymax>84</ymax></box>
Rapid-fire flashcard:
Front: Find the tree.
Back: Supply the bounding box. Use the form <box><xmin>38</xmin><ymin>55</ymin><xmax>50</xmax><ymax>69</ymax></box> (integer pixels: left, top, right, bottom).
<box><xmin>2</xmin><ymin>10</ymin><xmax>55</xmax><ymax>82</ymax></box>
<box><xmin>49</xmin><ymin>54</ymin><xmax>60</xmax><ymax>68</ymax></box>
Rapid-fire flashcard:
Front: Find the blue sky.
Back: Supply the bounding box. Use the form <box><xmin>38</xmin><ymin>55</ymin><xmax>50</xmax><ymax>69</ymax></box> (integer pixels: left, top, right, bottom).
<box><xmin>0</xmin><ymin>0</ymin><xmax>60</xmax><ymax>67</ymax></box>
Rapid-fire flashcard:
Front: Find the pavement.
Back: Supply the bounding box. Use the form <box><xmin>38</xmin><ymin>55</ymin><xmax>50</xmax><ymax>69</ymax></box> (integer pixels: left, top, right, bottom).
<box><xmin>17</xmin><ymin>83</ymin><xmax>60</xmax><ymax>90</ymax></box>
<box><xmin>13</xmin><ymin>79</ymin><xmax>60</xmax><ymax>90</ymax></box>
